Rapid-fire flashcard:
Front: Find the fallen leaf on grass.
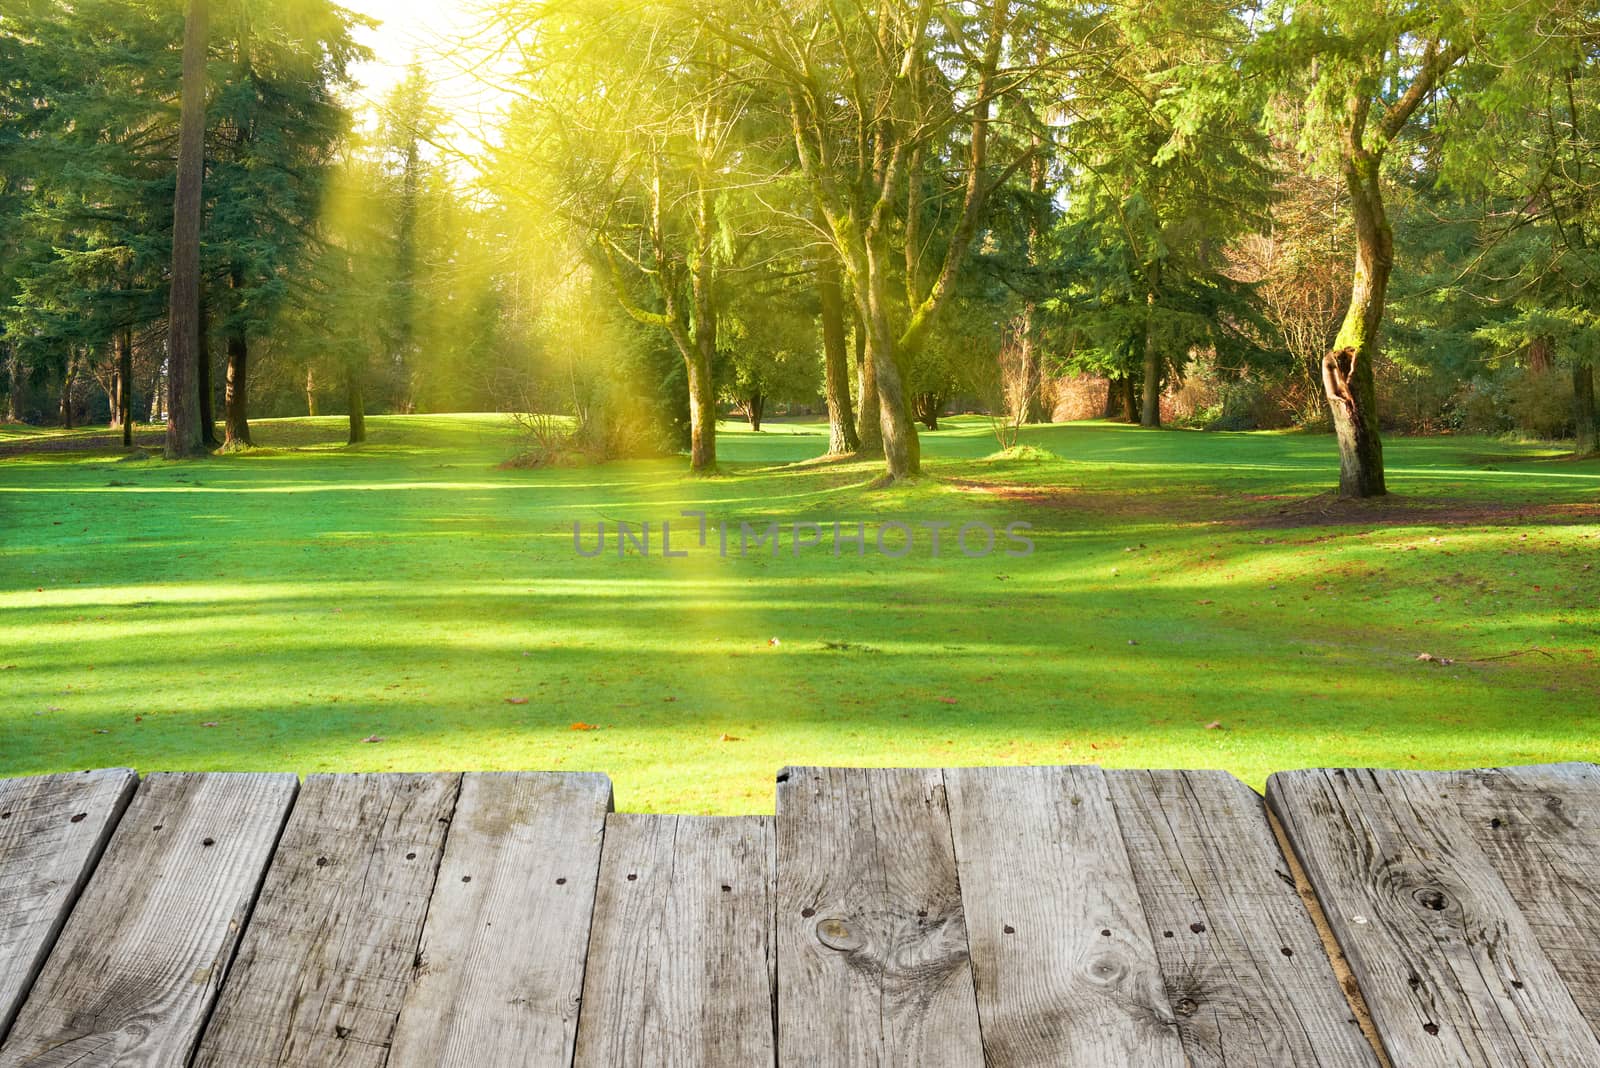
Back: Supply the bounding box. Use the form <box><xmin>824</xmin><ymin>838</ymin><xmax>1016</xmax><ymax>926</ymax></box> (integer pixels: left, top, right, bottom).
<box><xmin>93</xmin><ymin>729</ymin><xmax>109</xmax><ymax>734</ymax></box>
<box><xmin>201</xmin><ymin>721</ymin><xmax>218</xmax><ymax>727</ymax></box>
<box><xmin>506</xmin><ymin>696</ymin><xmax>529</xmax><ymax>705</ymax></box>
<box><xmin>720</xmin><ymin>733</ymin><xmax>741</xmax><ymax>742</ymax></box>
<box><xmin>937</xmin><ymin>696</ymin><xmax>958</xmax><ymax>704</ymax></box>
<box><xmin>1196</xmin><ymin>599</ymin><xmax>1214</xmax><ymax>606</ymax></box>
<box><xmin>1415</xmin><ymin>652</ymin><xmax>1456</xmax><ymax>666</ymax></box>
<box><xmin>1205</xmin><ymin>721</ymin><xmax>1224</xmax><ymax>730</ymax></box>
<box><xmin>570</xmin><ymin>722</ymin><xmax>600</xmax><ymax>731</ymax></box>
<box><xmin>361</xmin><ymin>735</ymin><xmax>385</xmax><ymax>743</ymax></box>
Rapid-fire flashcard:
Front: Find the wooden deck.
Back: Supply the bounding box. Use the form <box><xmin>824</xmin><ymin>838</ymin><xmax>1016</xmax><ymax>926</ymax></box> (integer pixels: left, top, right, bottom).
<box><xmin>1</xmin><ymin>764</ymin><xmax>1597</xmax><ymax>1065</ymax></box>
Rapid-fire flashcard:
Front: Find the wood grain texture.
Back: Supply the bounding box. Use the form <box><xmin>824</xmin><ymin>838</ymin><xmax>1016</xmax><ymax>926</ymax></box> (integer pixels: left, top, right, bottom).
<box><xmin>1443</xmin><ymin>764</ymin><xmax>1600</xmax><ymax>1029</ymax></box>
<box><xmin>191</xmin><ymin>773</ymin><xmax>460</xmax><ymax>1067</ymax></box>
<box><xmin>776</xmin><ymin>766</ymin><xmax>982</xmax><ymax>1067</ymax></box>
<box><xmin>945</xmin><ymin>765</ymin><xmax>1184</xmax><ymax>1067</ymax></box>
<box><xmin>1268</xmin><ymin>767</ymin><xmax>1600</xmax><ymax>1066</ymax></box>
<box><xmin>0</xmin><ymin>772</ymin><xmax>297</xmax><ymax>1068</ymax></box>
<box><xmin>574</xmin><ymin>814</ymin><xmax>775</xmax><ymax>1067</ymax></box>
<box><xmin>387</xmin><ymin>772</ymin><xmax>611</xmax><ymax>1067</ymax></box>
<box><xmin>1106</xmin><ymin>769</ymin><xmax>1379</xmax><ymax>1066</ymax></box>
<box><xmin>0</xmin><ymin>769</ymin><xmax>137</xmax><ymax>1041</ymax></box>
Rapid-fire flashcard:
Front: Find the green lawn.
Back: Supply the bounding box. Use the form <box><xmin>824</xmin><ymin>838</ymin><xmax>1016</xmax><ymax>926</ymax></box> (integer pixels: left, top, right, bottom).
<box><xmin>2</xmin><ymin>413</ymin><xmax>1597</xmax><ymax>813</ymax></box>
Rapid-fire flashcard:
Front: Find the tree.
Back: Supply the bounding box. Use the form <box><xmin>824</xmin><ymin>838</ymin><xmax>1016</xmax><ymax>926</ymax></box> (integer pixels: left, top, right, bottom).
<box><xmin>489</xmin><ymin>0</ymin><xmax>761</xmax><ymax>473</ymax></box>
<box><xmin>166</xmin><ymin>0</ymin><xmax>209</xmax><ymax>458</ymax></box>
<box><xmin>1045</xmin><ymin>0</ymin><xmax>1272</xmax><ymax>430</ymax></box>
<box><xmin>1</xmin><ymin>0</ymin><xmax>179</xmax><ymax>438</ymax></box>
<box><xmin>1439</xmin><ymin>8</ymin><xmax>1600</xmax><ymax>456</ymax></box>
<box><xmin>1229</xmin><ymin>151</ymin><xmax>1352</xmax><ymax>425</ymax></box>
<box><xmin>816</xmin><ymin>255</ymin><xmax>858</xmax><ymax>453</ymax></box>
<box><xmin>1260</xmin><ymin>0</ymin><xmax>1496</xmax><ymax>495</ymax></box>
<box><xmin>714</xmin><ymin>0</ymin><xmax>1057</xmax><ymax>481</ymax></box>
<box><xmin>206</xmin><ymin>0</ymin><xmax>364</xmax><ymax>448</ymax></box>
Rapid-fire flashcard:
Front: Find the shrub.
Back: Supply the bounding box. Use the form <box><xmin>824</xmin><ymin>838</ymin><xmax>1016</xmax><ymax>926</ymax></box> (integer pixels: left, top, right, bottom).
<box><xmin>1505</xmin><ymin>369</ymin><xmax>1574</xmax><ymax>439</ymax></box>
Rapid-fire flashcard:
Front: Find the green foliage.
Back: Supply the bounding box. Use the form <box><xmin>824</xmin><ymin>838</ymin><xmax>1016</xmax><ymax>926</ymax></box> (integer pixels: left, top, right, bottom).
<box><xmin>1044</xmin><ymin>0</ymin><xmax>1279</xmax><ymax>390</ymax></box>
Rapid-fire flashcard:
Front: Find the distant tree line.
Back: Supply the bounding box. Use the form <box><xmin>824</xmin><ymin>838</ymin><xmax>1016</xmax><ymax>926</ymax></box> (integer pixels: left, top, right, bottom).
<box><xmin>2</xmin><ymin>0</ymin><xmax>1598</xmax><ymax>493</ymax></box>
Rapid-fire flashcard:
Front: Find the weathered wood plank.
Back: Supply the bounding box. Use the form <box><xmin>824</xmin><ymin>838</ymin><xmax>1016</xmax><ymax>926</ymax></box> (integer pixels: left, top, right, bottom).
<box><xmin>1445</xmin><ymin>763</ymin><xmax>1600</xmax><ymax>1028</ymax></box>
<box><xmin>1268</xmin><ymin>767</ymin><xmax>1600</xmax><ymax>1066</ymax></box>
<box><xmin>387</xmin><ymin>772</ymin><xmax>611</xmax><ymax>1067</ymax></box>
<box><xmin>0</xmin><ymin>768</ymin><xmax>137</xmax><ymax>1040</ymax></box>
<box><xmin>0</xmin><ymin>772</ymin><xmax>297</xmax><ymax>1068</ymax></box>
<box><xmin>944</xmin><ymin>765</ymin><xmax>1184</xmax><ymax>1067</ymax></box>
<box><xmin>574</xmin><ymin>814</ymin><xmax>774</xmax><ymax>1067</ymax></box>
<box><xmin>1106</xmin><ymin>769</ymin><xmax>1379</xmax><ymax>1066</ymax></box>
<box><xmin>191</xmin><ymin>773</ymin><xmax>460</xmax><ymax>1067</ymax></box>
<box><xmin>776</xmin><ymin>766</ymin><xmax>982</xmax><ymax>1067</ymax></box>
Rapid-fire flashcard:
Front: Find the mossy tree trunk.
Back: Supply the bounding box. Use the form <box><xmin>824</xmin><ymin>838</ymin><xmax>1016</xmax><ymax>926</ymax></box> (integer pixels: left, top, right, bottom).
<box><xmin>4</xmin><ymin>344</ymin><xmax>22</xmax><ymax>422</ymax></box>
<box><xmin>863</xmin><ymin>231</ymin><xmax>920</xmax><ymax>479</ymax></box>
<box><xmin>818</xmin><ymin>258</ymin><xmax>859</xmax><ymax>454</ymax></box>
<box><xmin>1324</xmin><ymin>154</ymin><xmax>1389</xmax><ymax>498</ymax></box>
<box><xmin>686</xmin><ymin>237</ymin><xmax>717</xmax><ymax>472</ymax></box>
<box><xmin>852</xmin><ymin>315</ymin><xmax>882</xmax><ymax>456</ymax></box>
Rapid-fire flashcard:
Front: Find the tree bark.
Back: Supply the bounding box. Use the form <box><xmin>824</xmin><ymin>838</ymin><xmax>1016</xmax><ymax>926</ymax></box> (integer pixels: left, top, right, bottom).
<box><xmin>745</xmin><ymin>391</ymin><xmax>764</xmax><ymax>431</ymax></box>
<box><xmin>1119</xmin><ymin>373</ymin><xmax>1138</xmax><ymax>423</ymax></box>
<box><xmin>864</xmin><ymin>234</ymin><xmax>919</xmax><ymax>479</ymax></box>
<box><xmin>58</xmin><ymin>349</ymin><xmax>77</xmax><ymax>429</ymax></box>
<box><xmin>817</xmin><ymin>258</ymin><xmax>859</xmax><ymax>454</ymax></box>
<box><xmin>1019</xmin><ymin>311</ymin><xmax>1047</xmax><ymax>424</ymax></box>
<box><xmin>197</xmin><ymin>290</ymin><xmax>218</xmax><ymax>447</ymax></box>
<box><xmin>852</xmin><ymin>314</ymin><xmax>881</xmax><ymax>455</ymax></box>
<box><xmin>686</xmin><ymin>254</ymin><xmax>717</xmax><ymax>473</ymax></box>
<box><xmin>1325</xmin><ymin>155</ymin><xmax>1389</xmax><ymax>498</ymax></box>
<box><xmin>1140</xmin><ymin>292</ymin><xmax>1161</xmax><ymax>428</ymax></box>
<box><xmin>1021</xmin><ymin>126</ymin><xmax>1049</xmax><ymax>424</ymax></box>
<box><xmin>224</xmin><ymin>321</ymin><xmax>251</xmax><ymax>448</ymax></box>
<box><xmin>109</xmin><ymin>348</ymin><xmax>123</xmax><ymax>431</ymax></box>
<box><xmin>4</xmin><ymin>344</ymin><xmax>22</xmax><ymax>422</ymax></box>
<box><xmin>165</xmin><ymin>0</ymin><xmax>208</xmax><ymax>458</ymax></box>
<box><xmin>305</xmin><ymin>366</ymin><xmax>318</xmax><ymax>416</ymax></box>
<box><xmin>1527</xmin><ymin>335</ymin><xmax>1554</xmax><ymax>373</ymax></box>
<box><xmin>685</xmin><ymin>345</ymin><xmax>715</xmax><ymax>469</ymax></box>
<box><xmin>914</xmin><ymin>392</ymin><xmax>941</xmax><ymax>430</ymax></box>
<box><xmin>1100</xmin><ymin>376</ymin><xmax>1118</xmax><ymax>419</ymax></box>
<box><xmin>117</xmin><ymin>329</ymin><xmax>133</xmax><ymax>447</ymax></box>
<box><xmin>1575</xmin><ymin>362</ymin><xmax>1598</xmax><ymax>458</ymax></box>
<box><xmin>346</xmin><ymin>366</ymin><xmax>365</xmax><ymax>444</ymax></box>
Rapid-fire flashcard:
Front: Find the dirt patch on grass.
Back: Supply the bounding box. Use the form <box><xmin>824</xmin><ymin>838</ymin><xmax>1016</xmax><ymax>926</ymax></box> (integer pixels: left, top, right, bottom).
<box><xmin>945</xmin><ymin>476</ymin><xmax>1176</xmax><ymax>522</ymax></box>
<box><xmin>1245</xmin><ymin>492</ymin><xmax>1600</xmax><ymax>530</ymax></box>
<box><xmin>950</xmin><ymin>475</ymin><xmax>1600</xmax><ymax>532</ymax></box>
<box><xmin>0</xmin><ymin>429</ymin><xmax>166</xmax><ymax>458</ymax></box>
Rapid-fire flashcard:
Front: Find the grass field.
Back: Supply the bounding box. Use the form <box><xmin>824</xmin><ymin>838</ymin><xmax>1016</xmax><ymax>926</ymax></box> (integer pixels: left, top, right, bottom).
<box><xmin>2</xmin><ymin>413</ymin><xmax>1597</xmax><ymax>813</ymax></box>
